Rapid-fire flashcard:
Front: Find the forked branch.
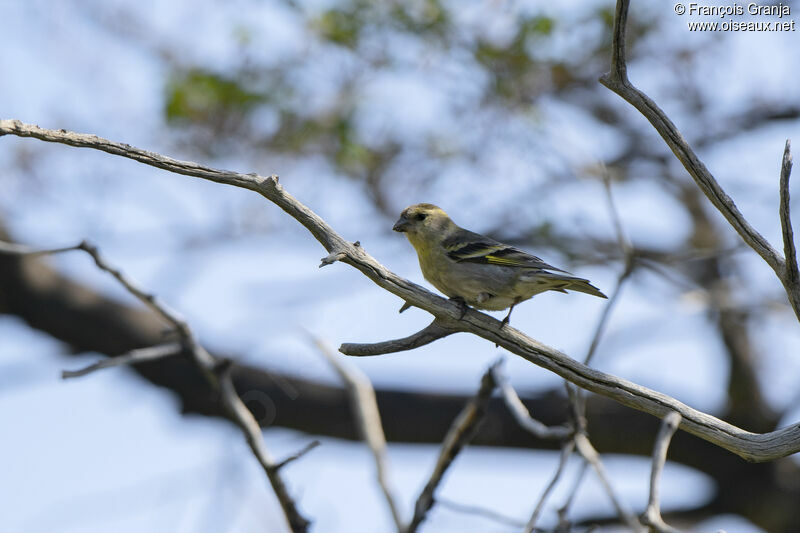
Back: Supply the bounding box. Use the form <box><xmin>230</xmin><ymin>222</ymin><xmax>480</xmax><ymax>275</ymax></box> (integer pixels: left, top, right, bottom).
<box><xmin>2</xmin><ymin>120</ymin><xmax>800</xmax><ymax>462</ymax></box>
<box><xmin>0</xmin><ymin>237</ymin><xmax>310</xmax><ymax>533</ymax></box>
<box><xmin>599</xmin><ymin>0</ymin><xmax>799</xmax><ymax>320</ymax></box>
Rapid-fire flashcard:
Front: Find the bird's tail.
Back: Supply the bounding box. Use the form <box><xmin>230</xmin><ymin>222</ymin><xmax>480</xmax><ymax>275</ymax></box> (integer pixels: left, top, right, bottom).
<box><xmin>564</xmin><ymin>277</ymin><xmax>607</xmax><ymax>299</ymax></box>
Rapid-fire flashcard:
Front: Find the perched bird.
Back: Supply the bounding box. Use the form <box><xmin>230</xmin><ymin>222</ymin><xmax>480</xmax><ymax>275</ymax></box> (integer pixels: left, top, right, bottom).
<box><xmin>393</xmin><ymin>203</ymin><xmax>606</xmax><ymax>325</ymax></box>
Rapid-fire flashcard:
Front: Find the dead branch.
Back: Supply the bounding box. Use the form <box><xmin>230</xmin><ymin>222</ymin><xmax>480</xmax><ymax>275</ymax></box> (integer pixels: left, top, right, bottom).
<box><xmin>0</xmin><ymin>236</ymin><xmax>310</xmax><ymax>532</ymax></box>
<box><xmin>2</xmin><ymin>120</ymin><xmax>800</xmax><ymax>462</ymax></box>
<box><xmin>491</xmin><ymin>362</ymin><xmax>571</xmax><ymax>440</ymax></box>
<box><xmin>523</xmin><ymin>439</ymin><xmax>575</xmax><ymax>533</ymax></box>
<box><xmin>314</xmin><ymin>337</ymin><xmax>405</xmax><ymax>532</ymax></box>
<box><xmin>407</xmin><ymin>364</ymin><xmax>498</xmax><ymax>533</ymax></box>
<box><xmin>62</xmin><ymin>342</ymin><xmax>182</xmax><ymax>378</ymax></box>
<box><xmin>599</xmin><ymin>1</ymin><xmax>800</xmax><ymax>320</ymax></box>
<box><xmin>574</xmin><ymin>433</ymin><xmax>641</xmax><ymax>531</ymax></box>
<box><xmin>274</xmin><ymin>440</ymin><xmax>321</xmax><ymax>472</ymax></box>
<box><xmin>640</xmin><ymin>412</ymin><xmax>682</xmax><ymax>533</ymax></box>
<box><xmin>340</xmin><ymin>318</ymin><xmax>457</xmax><ymax>356</ymax></box>
<box><xmin>780</xmin><ymin>140</ymin><xmax>798</xmax><ymax>289</ymax></box>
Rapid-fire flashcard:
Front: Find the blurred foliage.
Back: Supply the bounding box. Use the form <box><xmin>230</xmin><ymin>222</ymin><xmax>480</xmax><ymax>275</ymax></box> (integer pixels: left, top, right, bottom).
<box><xmin>162</xmin><ymin>0</ymin><xmax>632</xmax><ymax>224</ymax></box>
<box><xmin>159</xmin><ymin>0</ymin><xmax>794</xmax><ymax>269</ymax></box>
<box><xmin>166</xmin><ymin>68</ymin><xmax>266</xmax><ymax>126</ymax></box>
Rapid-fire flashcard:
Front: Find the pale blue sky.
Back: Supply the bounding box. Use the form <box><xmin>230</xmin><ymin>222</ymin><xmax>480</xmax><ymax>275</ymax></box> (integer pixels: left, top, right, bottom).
<box><xmin>1</xmin><ymin>1</ymin><xmax>799</xmax><ymax>531</ymax></box>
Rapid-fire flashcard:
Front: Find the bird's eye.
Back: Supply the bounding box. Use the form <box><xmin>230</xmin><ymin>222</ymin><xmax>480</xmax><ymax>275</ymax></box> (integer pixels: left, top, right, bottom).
<box><xmin>415</xmin><ymin>213</ymin><xmax>427</xmax><ymax>221</ymax></box>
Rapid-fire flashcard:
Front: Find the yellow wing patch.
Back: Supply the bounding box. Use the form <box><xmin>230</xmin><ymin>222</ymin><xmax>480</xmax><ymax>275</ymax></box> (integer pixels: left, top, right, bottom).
<box><xmin>484</xmin><ymin>254</ymin><xmax>527</xmax><ymax>266</ymax></box>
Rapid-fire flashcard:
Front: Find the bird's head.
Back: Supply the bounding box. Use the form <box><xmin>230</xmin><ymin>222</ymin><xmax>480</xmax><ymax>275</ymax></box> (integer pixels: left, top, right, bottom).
<box><xmin>393</xmin><ymin>203</ymin><xmax>454</xmax><ymax>244</ymax></box>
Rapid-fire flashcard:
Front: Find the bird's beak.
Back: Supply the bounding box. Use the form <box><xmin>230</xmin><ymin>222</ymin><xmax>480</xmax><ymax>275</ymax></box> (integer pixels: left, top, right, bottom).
<box><xmin>393</xmin><ymin>217</ymin><xmax>410</xmax><ymax>232</ymax></box>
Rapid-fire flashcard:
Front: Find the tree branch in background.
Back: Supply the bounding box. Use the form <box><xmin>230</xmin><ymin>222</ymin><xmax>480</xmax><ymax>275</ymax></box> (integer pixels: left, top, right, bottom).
<box><xmin>780</xmin><ymin>140</ymin><xmax>798</xmax><ymax>291</ymax></box>
<box><xmin>641</xmin><ymin>412</ymin><xmax>682</xmax><ymax>533</ymax></box>
<box><xmin>273</xmin><ymin>440</ymin><xmax>321</xmax><ymax>472</ymax></box>
<box><xmin>313</xmin><ymin>337</ymin><xmax>405</xmax><ymax>532</ymax></box>
<box><xmin>407</xmin><ymin>365</ymin><xmax>498</xmax><ymax>533</ymax></box>
<box><xmin>599</xmin><ymin>0</ymin><xmax>800</xmax><ymax>320</ymax></box>
<box><xmin>491</xmin><ymin>362</ymin><xmax>571</xmax><ymax>441</ymax></box>
<box><xmin>0</xmin><ymin>239</ymin><xmax>310</xmax><ymax>533</ymax></box>
<box><xmin>62</xmin><ymin>342</ymin><xmax>182</xmax><ymax>379</ymax></box>
<box><xmin>523</xmin><ymin>439</ymin><xmax>575</xmax><ymax>533</ymax></box>
<box><xmin>2</xmin><ymin>120</ymin><xmax>799</xmax><ymax>461</ymax></box>
<box><xmin>584</xmin><ymin>170</ymin><xmax>634</xmax><ymax>368</ymax></box>
<box><xmin>566</xmin><ymin>383</ymin><xmax>641</xmax><ymax>531</ymax></box>
<box><xmin>574</xmin><ymin>433</ymin><xmax>641</xmax><ymax>531</ymax></box>
<box><xmin>435</xmin><ymin>498</ymin><xmax>525</xmax><ymax>529</ymax></box>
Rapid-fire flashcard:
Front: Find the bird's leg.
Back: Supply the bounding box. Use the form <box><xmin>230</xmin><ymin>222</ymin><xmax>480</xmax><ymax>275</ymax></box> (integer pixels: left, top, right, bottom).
<box><xmin>500</xmin><ymin>298</ymin><xmax>522</xmax><ymax>328</ymax></box>
<box><xmin>449</xmin><ymin>296</ymin><xmax>469</xmax><ymax>320</ymax></box>
<box><xmin>500</xmin><ymin>306</ymin><xmax>515</xmax><ymax>328</ymax></box>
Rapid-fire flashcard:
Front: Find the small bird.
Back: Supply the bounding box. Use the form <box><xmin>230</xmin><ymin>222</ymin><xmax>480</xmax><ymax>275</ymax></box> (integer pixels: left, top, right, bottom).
<box><xmin>393</xmin><ymin>203</ymin><xmax>606</xmax><ymax>325</ymax></box>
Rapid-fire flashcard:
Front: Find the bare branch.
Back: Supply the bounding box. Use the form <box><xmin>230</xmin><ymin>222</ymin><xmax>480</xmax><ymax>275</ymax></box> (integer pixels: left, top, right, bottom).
<box><xmin>641</xmin><ymin>412</ymin><xmax>682</xmax><ymax>533</ymax></box>
<box><xmin>0</xmin><ymin>241</ymin><xmax>84</xmax><ymax>256</ymax></box>
<box><xmin>0</xmin><ymin>233</ymin><xmax>310</xmax><ymax>532</ymax></box>
<box><xmin>407</xmin><ymin>364</ymin><xmax>498</xmax><ymax>533</ymax></box>
<box><xmin>557</xmin><ymin>459</ymin><xmax>589</xmax><ymax>529</ymax></box>
<box><xmin>780</xmin><ymin>140</ymin><xmax>798</xmax><ymax>290</ymax></box>
<box><xmin>598</xmin><ymin>2</ymin><xmax>800</xmax><ymax>320</ymax></box>
<box><xmin>215</xmin><ymin>365</ymin><xmax>310</xmax><ymax>532</ymax></box>
<box><xmin>524</xmin><ymin>439</ymin><xmax>575</xmax><ymax>533</ymax></box>
<box><xmin>583</xmin><ymin>264</ymin><xmax>633</xmax><ymax>367</ymax></box>
<box><xmin>340</xmin><ymin>318</ymin><xmax>457</xmax><ymax>356</ymax></box>
<box><xmin>602</xmin><ymin>164</ymin><xmax>633</xmax><ymax>257</ymax></box>
<box><xmin>62</xmin><ymin>342</ymin><xmax>182</xmax><ymax>379</ymax></box>
<box><xmin>574</xmin><ymin>433</ymin><xmax>642</xmax><ymax>531</ymax></box>
<box><xmin>435</xmin><ymin>497</ymin><xmax>526</xmax><ymax>529</ymax></box>
<box><xmin>491</xmin><ymin>362</ymin><xmax>571</xmax><ymax>440</ymax></box>
<box><xmin>3</xmin><ymin>120</ymin><xmax>800</xmax><ymax>462</ymax></box>
<box><xmin>314</xmin><ymin>337</ymin><xmax>405</xmax><ymax>532</ymax></box>
<box><xmin>274</xmin><ymin>440</ymin><xmax>321</xmax><ymax>472</ymax></box>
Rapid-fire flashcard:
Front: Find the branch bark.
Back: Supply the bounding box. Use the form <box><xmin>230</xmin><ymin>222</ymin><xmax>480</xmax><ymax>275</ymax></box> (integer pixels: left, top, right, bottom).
<box><xmin>2</xmin><ymin>119</ymin><xmax>800</xmax><ymax>462</ymax></box>
<box><xmin>641</xmin><ymin>412</ymin><xmax>682</xmax><ymax>533</ymax></box>
<box><xmin>314</xmin><ymin>337</ymin><xmax>404</xmax><ymax>532</ymax></box>
<box><xmin>407</xmin><ymin>365</ymin><xmax>497</xmax><ymax>533</ymax></box>
<box><xmin>780</xmin><ymin>140</ymin><xmax>798</xmax><ymax>292</ymax></box>
<box><xmin>340</xmin><ymin>318</ymin><xmax>456</xmax><ymax>356</ymax></box>
<box><xmin>62</xmin><ymin>342</ymin><xmax>182</xmax><ymax>379</ymax></box>
<box><xmin>0</xmin><ymin>236</ymin><xmax>310</xmax><ymax>532</ymax></box>
<box><xmin>598</xmin><ymin>1</ymin><xmax>800</xmax><ymax>320</ymax></box>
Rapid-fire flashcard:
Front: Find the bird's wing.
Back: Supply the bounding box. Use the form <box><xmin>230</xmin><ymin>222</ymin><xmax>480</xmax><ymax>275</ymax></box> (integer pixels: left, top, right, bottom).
<box><xmin>442</xmin><ymin>230</ymin><xmax>568</xmax><ymax>272</ymax></box>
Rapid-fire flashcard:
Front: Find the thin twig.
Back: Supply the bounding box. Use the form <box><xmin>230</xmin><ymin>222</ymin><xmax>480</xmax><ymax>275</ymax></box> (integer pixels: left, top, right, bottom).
<box><xmin>584</xmin><ymin>166</ymin><xmax>635</xmax><ymax>367</ymax></box>
<box><xmin>599</xmin><ymin>2</ymin><xmax>800</xmax><ymax>320</ymax></box>
<box><xmin>641</xmin><ymin>412</ymin><xmax>682</xmax><ymax>533</ymax></box>
<box><xmin>62</xmin><ymin>342</ymin><xmax>182</xmax><ymax>379</ymax></box>
<box><xmin>567</xmin><ymin>384</ymin><xmax>641</xmax><ymax>531</ymax></box>
<box><xmin>780</xmin><ymin>140</ymin><xmax>798</xmax><ymax>288</ymax></box>
<box><xmin>407</xmin><ymin>364</ymin><xmax>498</xmax><ymax>533</ymax></box>
<box><xmin>556</xmin><ymin>459</ymin><xmax>589</xmax><ymax>529</ymax></box>
<box><xmin>3</xmin><ymin>121</ymin><xmax>800</xmax><ymax>461</ymax></box>
<box><xmin>436</xmin><ymin>497</ymin><xmax>526</xmax><ymax>529</ymax></box>
<box><xmin>574</xmin><ymin>433</ymin><xmax>641</xmax><ymax>531</ymax></box>
<box><xmin>313</xmin><ymin>337</ymin><xmax>405</xmax><ymax>532</ymax></box>
<box><xmin>583</xmin><ymin>265</ymin><xmax>632</xmax><ymax>367</ymax></box>
<box><xmin>602</xmin><ymin>164</ymin><xmax>633</xmax><ymax>257</ymax></box>
<box><xmin>491</xmin><ymin>362</ymin><xmax>571</xmax><ymax>440</ymax></box>
<box><xmin>0</xmin><ymin>241</ymin><xmax>84</xmax><ymax>256</ymax></box>
<box><xmin>524</xmin><ymin>439</ymin><xmax>576</xmax><ymax>533</ymax></box>
<box><xmin>0</xmin><ymin>236</ymin><xmax>310</xmax><ymax>532</ymax></box>
<box><xmin>274</xmin><ymin>440</ymin><xmax>322</xmax><ymax>472</ymax></box>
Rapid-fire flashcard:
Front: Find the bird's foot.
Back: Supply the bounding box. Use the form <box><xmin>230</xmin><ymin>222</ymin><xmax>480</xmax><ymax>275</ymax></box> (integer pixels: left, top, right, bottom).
<box><xmin>500</xmin><ymin>303</ymin><xmax>517</xmax><ymax>329</ymax></box>
<box><xmin>449</xmin><ymin>296</ymin><xmax>469</xmax><ymax>320</ymax></box>
<box><xmin>495</xmin><ymin>306</ymin><xmax>516</xmax><ymax>347</ymax></box>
